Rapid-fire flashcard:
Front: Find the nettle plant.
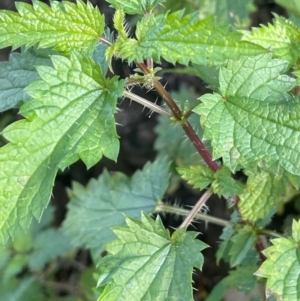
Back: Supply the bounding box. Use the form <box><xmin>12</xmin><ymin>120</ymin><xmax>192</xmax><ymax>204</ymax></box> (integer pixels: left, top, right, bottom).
<box><xmin>0</xmin><ymin>0</ymin><xmax>300</xmax><ymax>300</ymax></box>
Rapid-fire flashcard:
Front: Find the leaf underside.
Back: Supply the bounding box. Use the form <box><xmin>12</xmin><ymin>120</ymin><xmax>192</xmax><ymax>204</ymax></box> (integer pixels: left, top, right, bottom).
<box><xmin>97</xmin><ymin>213</ymin><xmax>208</xmax><ymax>301</ymax></box>
<box><xmin>0</xmin><ymin>52</ymin><xmax>124</xmax><ymax>244</ymax></box>
<box><xmin>0</xmin><ymin>48</ymin><xmax>54</xmax><ymax>112</ymax></box>
<box><xmin>114</xmin><ymin>11</ymin><xmax>266</xmax><ymax>66</ymax></box>
<box><xmin>194</xmin><ymin>53</ymin><xmax>300</xmax><ymax>176</ymax></box>
<box><xmin>0</xmin><ymin>0</ymin><xmax>104</xmax><ymax>54</ymax></box>
<box><xmin>63</xmin><ymin>157</ymin><xmax>170</xmax><ymax>257</ymax></box>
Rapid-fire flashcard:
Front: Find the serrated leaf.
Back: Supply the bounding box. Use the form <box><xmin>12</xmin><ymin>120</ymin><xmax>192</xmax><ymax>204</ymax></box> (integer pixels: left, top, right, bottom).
<box><xmin>177</xmin><ymin>165</ymin><xmax>244</xmax><ymax>198</ymax></box>
<box><xmin>194</xmin><ymin>53</ymin><xmax>300</xmax><ymax>176</ymax></box>
<box><xmin>116</xmin><ymin>11</ymin><xmax>266</xmax><ymax>65</ymax></box>
<box><xmin>229</xmin><ymin>226</ymin><xmax>256</xmax><ymax>267</ymax></box>
<box><xmin>242</xmin><ymin>15</ymin><xmax>300</xmax><ymax>66</ymax></box>
<box><xmin>223</xmin><ymin>265</ymin><xmax>258</xmax><ymax>293</ymax></box>
<box><xmin>106</xmin><ymin>0</ymin><xmax>165</xmax><ymax>15</ymax></box>
<box><xmin>0</xmin><ymin>52</ymin><xmax>124</xmax><ymax>244</ymax></box>
<box><xmin>0</xmin><ymin>0</ymin><xmax>104</xmax><ymax>54</ymax></box>
<box><xmin>212</xmin><ymin>166</ymin><xmax>244</xmax><ymax>198</ymax></box>
<box><xmin>97</xmin><ymin>213</ymin><xmax>208</xmax><ymax>301</ymax></box>
<box><xmin>177</xmin><ymin>164</ymin><xmax>214</xmax><ymax>190</ymax></box>
<box><xmin>255</xmin><ymin>219</ymin><xmax>300</xmax><ymax>301</ymax></box>
<box><xmin>239</xmin><ymin>171</ymin><xmax>288</xmax><ymax>222</ymax></box>
<box><xmin>63</xmin><ymin>157</ymin><xmax>170</xmax><ymax>257</ymax></box>
<box><xmin>0</xmin><ymin>48</ymin><xmax>54</xmax><ymax>112</ymax></box>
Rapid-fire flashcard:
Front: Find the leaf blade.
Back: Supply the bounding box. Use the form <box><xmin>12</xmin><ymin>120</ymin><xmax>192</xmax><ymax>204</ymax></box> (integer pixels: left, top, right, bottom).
<box><xmin>63</xmin><ymin>157</ymin><xmax>170</xmax><ymax>257</ymax></box>
<box><xmin>117</xmin><ymin>12</ymin><xmax>266</xmax><ymax>66</ymax></box>
<box><xmin>97</xmin><ymin>213</ymin><xmax>208</xmax><ymax>301</ymax></box>
<box><xmin>0</xmin><ymin>52</ymin><xmax>124</xmax><ymax>244</ymax></box>
<box><xmin>194</xmin><ymin>53</ymin><xmax>300</xmax><ymax>175</ymax></box>
<box><xmin>0</xmin><ymin>0</ymin><xmax>104</xmax><ymax>54</ymax></box>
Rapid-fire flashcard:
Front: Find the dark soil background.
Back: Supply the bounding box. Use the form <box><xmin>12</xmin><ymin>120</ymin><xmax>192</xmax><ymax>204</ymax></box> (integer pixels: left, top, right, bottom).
<box><xmin>0</xmin><ymin>1</ymin><xmax>297</xmax><ymax>300</ymax></box>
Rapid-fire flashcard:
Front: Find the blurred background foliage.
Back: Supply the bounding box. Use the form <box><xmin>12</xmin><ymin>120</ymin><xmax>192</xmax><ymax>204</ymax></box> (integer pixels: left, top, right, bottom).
<box><xmin>0</xmin><ymin>0</ymin><xmax>299</xmax><ymax>300</ymax></box>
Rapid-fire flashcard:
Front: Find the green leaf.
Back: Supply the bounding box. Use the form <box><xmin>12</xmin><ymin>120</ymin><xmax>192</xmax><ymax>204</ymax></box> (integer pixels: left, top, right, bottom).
<box><xmin>178</xmin><ymin>165</ymin><xmax>244</xmax><ymax>198</ymax></box>
<box><xmin>217</xmin><ymin>211</ymin><xmax>240</xmax><ymax>264</ymax></box>
<box><xmin>97</xmin><ymin>213</ymin><xmax>208</xmax><ymax>301</ymax></box>
<box><xmin>0</xmin><ymin>276</ymin><xmax>44</xmax><ymax>301</ymax></box>
<box><xmin>0</xmin><ymin>48</ymin><xmax>54</xmax><ymax>112</ymax></box>
<box><xmin>239</xmin><ymin>171</ymin><xmax>288</xmax><ymax>222</ymax></box>
<box><xmin>215</xmin><ymin>0</ymin><xmax>256</xmax><ymax>27</ymax></box>
<box><xmin>116</xmin><ymin>11</ymin><xmax>266</xmax><ymax>65</ymax></box>
<box><xmin>63</xmin><ymin>157</ymin><xmax>170</xmax><ymax>257</ymax></box>
<box><xmin>0</xmin><ymin>0</ymin><xmax>104</xmax><ymax>54</ymax></box>
<box><xmin>212</xmin><ymin>166</ymin><xmax>244</xmax><ymax>198</ymax></box>
<box><xmin>28</xmin><ymin>228</ymin><xmax>73</xmax><ymax>270</ymax></box>
<box><xmin>229</xmin><ymin>226</ymin><xmax>257</xmax><ymax>267</ymax></box>
<box><xmin>223</xmin><ymin>265</ymin><xmax>258</xmax><ymax>293</ymax></box>
<box><xmin>242</xmin><ymin>15</ymin><xmax>300</xmax><ymax>66</ymax></box>
<box><xmin>106</xmin><ymin>0</ymin><xmax>165</xmax><ymax>15</ymax></box>
<box><xmin>194</xmin><ymin>53</ymin><xmax>300</xmax><ymax>175</ymax></box>
<box><xmin>177</xmin><ymin>164</ymin><xmax>214</xmax><ymax>190</ymax></box>
<box><xmin>255</xmin><ymin>219</ymin><xmax>300</xmax><ymax>301</ymax></box>
<box><xmin>276</xmin><ymin>0</ymin><xmax>300</xmax><ymax>18</ymax></box>
<box><xmin>0</xmin><ymin>52</ymin><xmax>124</xmax><ymax>244</ymax></box>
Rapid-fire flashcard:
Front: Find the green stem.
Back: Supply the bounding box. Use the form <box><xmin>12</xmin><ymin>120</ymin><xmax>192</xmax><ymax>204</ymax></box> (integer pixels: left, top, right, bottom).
<box><xmin>179</xmin><ymin>189</ymin><xmax>213</xmax><ymax>228</ymax></box>
<box><xmin>123</xmin><ymin>90</ymin><xmax>171</xmax><ymax>117</ymax></box>
<box><xmin>156</xmin><ymin>202</ymin><xmax>228</xmax><ymax>227</ymax></box>
<box><xmin>157</xmin><ymin>203</ymin><xmax>285</xmax><ymax>239</ymax></box>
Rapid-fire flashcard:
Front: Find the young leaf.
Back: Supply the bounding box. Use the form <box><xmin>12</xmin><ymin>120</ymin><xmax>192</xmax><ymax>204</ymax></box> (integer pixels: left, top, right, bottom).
<box><xmin>255</xmin><ymin>219</ymin><xmax>300</xmax><ymax>301</ymax></box>
<box><xmin>0</xmin><ymin>52</ymin><xmax>124</xmax><ymax>244</ymax></box>
<box><xmin>194</xmin><ymin>53</ymin><xmax>300</xmax><ymax>176</ymax></box>
<box><xmin>106</xmin><ymin>0</ymin><xmax>165</xmax><ymax>15</ymax></box>
<box><xmin>242</xmin><ymin>15</ymin><xmax>300</xmax><ymax>66</ymax></box>
<box><xmin>115</xmin><ymin>11</ymin><xmax>266</xmax><ymax>65</ymax></box>
<box><xmin>178</xmin><ymin>165</ymin><xmax>244</xmax><ymax>198</ymax></box>
<box><xmin>177</xmin><ymin>164</ymin><xmax>214</xmax><ymax>190</ymax></box>
<box><xmin>0</xmin><ymin>0</ymin><xmax>104</xmax><ymax>54</ymax></box>
<box><xmin>239</xmin><ymin>171</ymin><xmax>288</xmax><ymax>222</ymax></box>
<box><xmin>228</xmin><ymin>226</ymin><xmax>257</xmax><ymax>267</ymax></box>
<box><xmin>97</xmin><ymin>213</ymin><xmax>208</xmax><ymax>301</ymax></box>
<box><xmin>212</xmin><ymin>166</ymin><xmax>244</xmax><ymax>198</ymax></box>
<box><xmin>0</xmin><ymin>48</ymin><xmax>53</xmax><ymax>112</ymax></box>
<box><xmin>63</xmin><ymin>157</ymin><xmax>170</xmax><ymax>257</ymax></box>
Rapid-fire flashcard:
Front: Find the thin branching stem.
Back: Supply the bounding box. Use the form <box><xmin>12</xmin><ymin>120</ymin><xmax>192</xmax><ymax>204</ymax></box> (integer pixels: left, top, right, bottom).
<box><xmin>157</xmin><ymin>202</ymin><xmax>228</xmax><ymax>227</ymax></box>
<box><xmin>123</xmin><ymin>91</ymin><xmax>171</xmax><ymax>117</ymax></box>
<box><xmin>179</xmin><ymin>189</ymin><xmax>213</xmax><ymax>228</ymax></box>
<box><xmin>138</xmin><ymin>62</ymin><xmax>219</xmax><ymax>171</ymax></box>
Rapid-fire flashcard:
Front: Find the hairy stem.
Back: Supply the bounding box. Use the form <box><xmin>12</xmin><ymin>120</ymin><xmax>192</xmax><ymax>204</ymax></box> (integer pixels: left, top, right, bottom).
<box><xmin>157</xmin><ymin>202</ymin><xmax>228</xmax><ymax>227</ymax></box>
<box><xmin>179</xmin><ymin>189</ymin><xmax>213</xmax><ymax>228</ymax></box>
<box><xmin>157</xmin><ymin>203</ymin><xmax>284</xmax><ymax>239</ymax></box>
<box><xmin>138</xmin><ymin>62</ymin><xmax>219</xmax><ymax>171</ymax></box>
<box><xmin>123</xmin><ymin>90</ymin><xmax>171</xmax><ymax>117</ymax></box>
